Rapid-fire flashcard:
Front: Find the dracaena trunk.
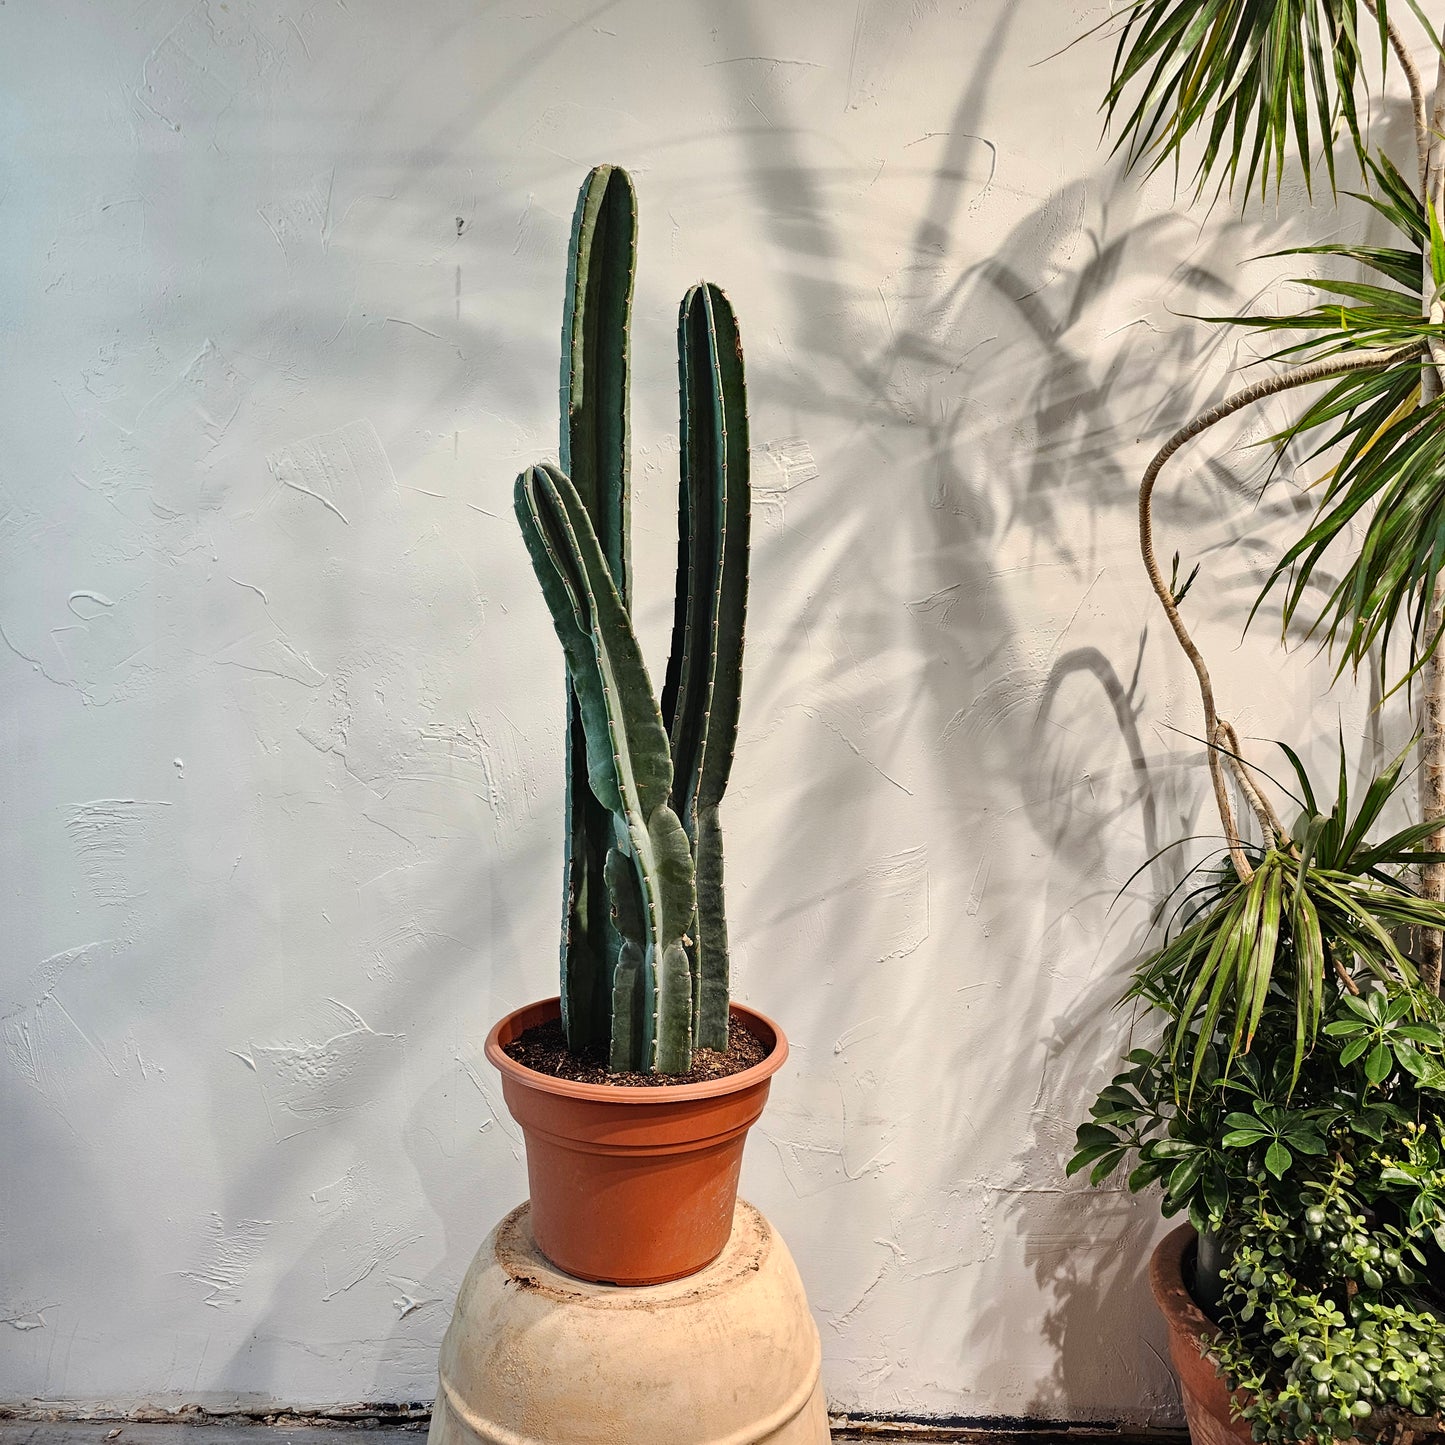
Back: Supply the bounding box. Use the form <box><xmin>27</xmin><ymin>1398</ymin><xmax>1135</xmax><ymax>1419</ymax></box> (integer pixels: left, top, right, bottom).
<box><xmin>1418</xmin><ymin>36</ymin><xmax>1445</xmax><ymax>997</ymax></box>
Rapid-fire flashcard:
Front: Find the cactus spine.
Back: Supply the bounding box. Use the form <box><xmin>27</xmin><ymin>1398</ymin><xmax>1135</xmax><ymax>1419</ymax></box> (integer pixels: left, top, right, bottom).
<box><xmin>514</xmin><ymin>165</ymin><xmax>750</xmax><ymax>1075</ymax></box>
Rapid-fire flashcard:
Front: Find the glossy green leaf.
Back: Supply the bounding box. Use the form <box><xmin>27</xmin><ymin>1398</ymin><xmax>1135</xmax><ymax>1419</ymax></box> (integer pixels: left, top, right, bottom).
<box><xmin>1365</xmin><ymin>1040</ymin><xmax>1393</xmax><ymax>1084</ymax></box>
<box><xmin>1223</xmin><ymin>1127</ymin><xmax>1270</xmax><ymax>1147</ymax></box>
<box><xmin>1264</xmin><ymin>1138</ymin><xmax>1294</xmax><ymax>1178</ymax></box>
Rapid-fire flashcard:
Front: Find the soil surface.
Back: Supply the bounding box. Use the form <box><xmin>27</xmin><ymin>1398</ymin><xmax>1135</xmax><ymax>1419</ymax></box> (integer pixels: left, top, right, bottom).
<box><xmin>503</xmin><ymin>1015</ymin><xmax>768</xmax><ymax>1086</ymax></box>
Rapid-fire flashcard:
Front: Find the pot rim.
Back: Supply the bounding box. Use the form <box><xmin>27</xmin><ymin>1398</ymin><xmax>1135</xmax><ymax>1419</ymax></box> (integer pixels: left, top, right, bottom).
<box><xmin>484</xmin><ymin>995</ymin><xmax>789</xmax><ymax>1104</ymax></box>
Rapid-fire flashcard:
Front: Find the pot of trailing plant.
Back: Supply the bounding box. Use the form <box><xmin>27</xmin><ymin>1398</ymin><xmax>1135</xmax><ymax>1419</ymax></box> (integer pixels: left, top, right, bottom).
<box><xmin>1149</xmin><ymin>1225</ymin><xmax>1441</xmax><ymax>1445</ymax></box>
<box><xmin>486</xmin><ymin>995</ymin><xmax>788</xmax><ymax>1286</ymax></box>
<box><xmin>1150</xmin><ymin>1223</ymin><xmax>1253</xmax><ymax>1445</ymax></box>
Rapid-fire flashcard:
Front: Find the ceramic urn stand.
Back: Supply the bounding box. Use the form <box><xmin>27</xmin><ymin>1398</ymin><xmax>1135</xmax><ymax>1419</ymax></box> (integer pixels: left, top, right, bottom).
<box><xmin>428</xmin><ymin>1198</ymin><xmax>830</xmax><ymax>1445</ymax></box>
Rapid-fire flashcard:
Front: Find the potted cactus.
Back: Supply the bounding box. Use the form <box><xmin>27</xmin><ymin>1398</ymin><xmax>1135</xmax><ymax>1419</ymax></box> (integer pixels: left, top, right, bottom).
<box><xmin>484</xmin><ymin>164</ymin><xmax>787</xmax><ymax>1287</ymax></box>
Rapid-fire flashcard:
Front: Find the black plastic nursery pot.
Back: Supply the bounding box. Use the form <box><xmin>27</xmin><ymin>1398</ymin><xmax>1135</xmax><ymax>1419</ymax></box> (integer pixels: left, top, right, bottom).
<box><xmin>1150</xmin><ymin>1223</ymin><xmax>1254</xmax><ymax>1445</ymax></box>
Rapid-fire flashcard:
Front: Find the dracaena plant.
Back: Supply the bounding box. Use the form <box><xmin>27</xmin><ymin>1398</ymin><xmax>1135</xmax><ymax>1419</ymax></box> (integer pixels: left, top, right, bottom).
<box><xmin>1102</xmin><ymin>0</ymin><xmax>1445</xmax><ymax>990</ymax></box>
<box><xmin>512</xmin><ymin>165</ymin><xmax>750</xmax><ymax>1076</ymax></box>
<box><xmin>1066</xmin><ymin>1</ymin><xmax>1445</xmax><ymax>1440</ymax></box>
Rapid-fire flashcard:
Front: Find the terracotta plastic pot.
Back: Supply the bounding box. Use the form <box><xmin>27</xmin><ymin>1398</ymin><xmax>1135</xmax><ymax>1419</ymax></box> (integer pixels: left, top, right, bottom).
<box><xmin>1149</xmin><ymin>1222</ymin><xmax>1253</xmax><ymax>1445</ymax></box>
<box><xmin>484</xmin><ymin>996</ymin><xmax>788</xmax><ymax>1285</ymax></box>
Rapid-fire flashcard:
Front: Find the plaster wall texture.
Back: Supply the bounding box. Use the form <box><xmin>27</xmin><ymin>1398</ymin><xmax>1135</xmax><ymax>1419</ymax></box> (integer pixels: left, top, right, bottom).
<box><xmin>0</xmin><ymin>0</ymin><xmax>1421</xmax><ymax>1423</ymax></box>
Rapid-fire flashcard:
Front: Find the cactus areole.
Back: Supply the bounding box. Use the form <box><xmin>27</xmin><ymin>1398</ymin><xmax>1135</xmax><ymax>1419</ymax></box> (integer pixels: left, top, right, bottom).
<box><xmin>512</xmin><ymin>165</ymin><xmax>755</xmax><ymax>1078</ymax></box>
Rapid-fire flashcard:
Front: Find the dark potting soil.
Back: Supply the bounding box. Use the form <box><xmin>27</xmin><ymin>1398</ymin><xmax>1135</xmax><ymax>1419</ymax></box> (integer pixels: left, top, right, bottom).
<box><xmin>503</xmin><ymin>1015</ymin><xmax>768</xmax><ymax>1086</ymax></box>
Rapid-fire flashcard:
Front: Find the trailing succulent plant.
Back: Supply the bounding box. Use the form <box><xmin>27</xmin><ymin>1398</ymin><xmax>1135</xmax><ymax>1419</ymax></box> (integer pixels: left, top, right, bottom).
<box><xmin>513</xmin><ymin>165</ymin><xmax>750</xmax><ymax>1076</ymax></box>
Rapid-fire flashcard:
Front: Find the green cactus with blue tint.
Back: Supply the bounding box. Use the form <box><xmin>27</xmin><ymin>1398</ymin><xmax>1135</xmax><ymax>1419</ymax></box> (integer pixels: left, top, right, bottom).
<box><xmin>512</xmin><ymin>166</ymin><xmax>751</xmax><ymax>1075</ymax></box>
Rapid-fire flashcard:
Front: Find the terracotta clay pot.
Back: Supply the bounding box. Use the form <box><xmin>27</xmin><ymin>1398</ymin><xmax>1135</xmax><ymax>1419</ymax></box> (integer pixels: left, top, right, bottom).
<box><xmin>485</xmin><ymin>996</ymin><xmax>788</xmax><ymax>1285</ymax></box>
<box><xmin>428</xmin><ymin>1198</ymin><xmax>830</xmax><ymax>1445</ymax></box>
<box><xmin>1149</xmin><ymin>1222</ymin><xmax>1253</xmax><ymax>1445</ymax></box>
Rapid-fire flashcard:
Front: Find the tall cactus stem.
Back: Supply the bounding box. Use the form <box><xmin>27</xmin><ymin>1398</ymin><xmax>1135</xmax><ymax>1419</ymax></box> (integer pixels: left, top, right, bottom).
<box><xmin>560</xmin><ymin>165</ymin><xmax>636</xmax><ymax>594</ymax></box>
<box><xmin>558</xmin><ymin>166</ymin><xmax>638</xmax><ymax>1055</ymax></box>
<box><xmin>662</xmin><ymin>283</ymin><xmax>750</xmax><ymax>1053</ymax></box>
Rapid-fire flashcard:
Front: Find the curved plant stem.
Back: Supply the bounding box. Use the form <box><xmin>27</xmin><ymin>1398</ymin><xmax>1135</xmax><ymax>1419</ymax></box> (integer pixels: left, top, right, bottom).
<box><xmin>1217</xmin><ymin>718</ymin><xmax>1291</xmax><ymax>844</ymax></box>
<box><xmin>1139</xmin><ymin>347</ymin><xmax>1413</xmax><ymax>879</ymax></box>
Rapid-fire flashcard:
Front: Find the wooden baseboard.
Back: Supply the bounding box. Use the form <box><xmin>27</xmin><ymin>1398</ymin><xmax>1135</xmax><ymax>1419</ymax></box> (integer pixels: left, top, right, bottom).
<box><xmin>0</xmin><ymin>1409</ymin><xmax>431</xmax><ymax>1428</ymax></box>
<box><xmin>0</xmin><ymin>1404</ymin><xmax>1189</xmax><ymax>1443</ymax></box>
<box><xmin>830</xmin><ymin>1419</ymin><xmax>1187</xmax><ymax>1443</ymax></box>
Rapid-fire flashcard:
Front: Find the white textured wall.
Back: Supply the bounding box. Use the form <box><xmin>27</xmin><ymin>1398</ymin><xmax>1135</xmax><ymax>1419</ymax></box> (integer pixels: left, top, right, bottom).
<box><xmin>0</xmin><ymin>0</ymin><xmax>1415</xmax><ymax>1421</ymax></box>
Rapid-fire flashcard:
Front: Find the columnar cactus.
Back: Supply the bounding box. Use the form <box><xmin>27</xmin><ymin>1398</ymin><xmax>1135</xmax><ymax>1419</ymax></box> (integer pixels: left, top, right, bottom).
<box><xmin>512</xmin><ymin>165</ymin><xmax>750</xmax><ymax>1075</ymax></box>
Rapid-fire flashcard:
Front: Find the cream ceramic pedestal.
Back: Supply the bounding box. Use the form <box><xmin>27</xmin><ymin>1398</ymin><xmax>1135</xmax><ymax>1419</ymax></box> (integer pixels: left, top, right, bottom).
<box><xmin>428</xmin><ymin>1199</ymin><xmax>830</xmax><ymax>1445</ymax></box>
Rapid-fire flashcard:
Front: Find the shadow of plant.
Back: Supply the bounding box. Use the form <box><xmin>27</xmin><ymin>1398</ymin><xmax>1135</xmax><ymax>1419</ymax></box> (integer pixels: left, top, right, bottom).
<box><xmin>700</xmin><ymin>0</ymin><xmax>1425</xmax><ymax>1421</ymax></box>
